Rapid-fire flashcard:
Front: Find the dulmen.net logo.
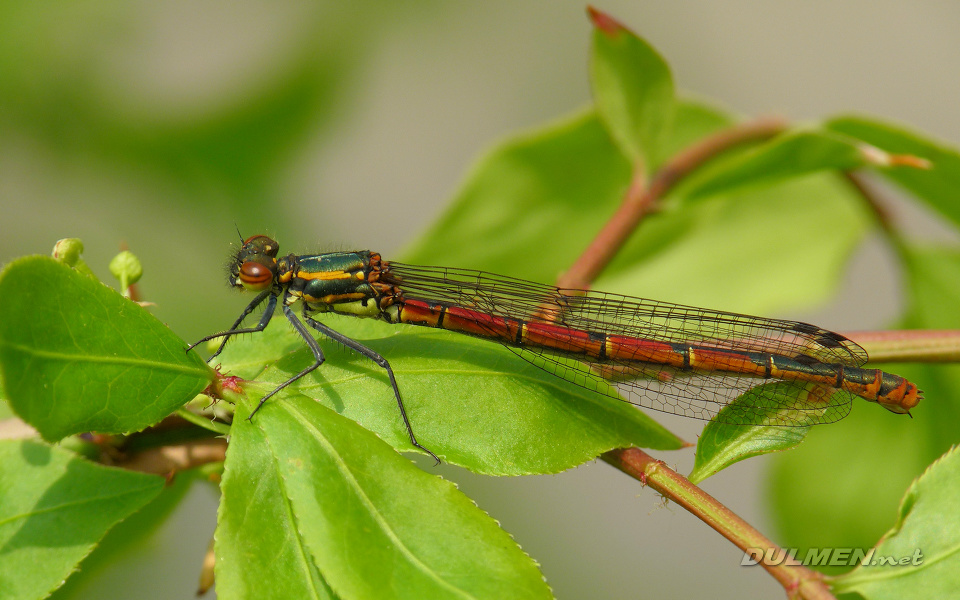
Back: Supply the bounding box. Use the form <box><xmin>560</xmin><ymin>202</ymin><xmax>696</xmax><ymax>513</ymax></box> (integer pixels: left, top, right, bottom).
<box><xmin>741</xmin><ymin>547</ymin><xmax>924</xmax><ymax>568</ymax></box>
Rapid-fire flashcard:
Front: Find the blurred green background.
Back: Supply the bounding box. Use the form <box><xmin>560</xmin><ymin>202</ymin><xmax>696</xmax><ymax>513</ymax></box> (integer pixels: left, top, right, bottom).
<box><xmin>3</xmin><ymin>1</ymin><xmax>959</xmax><ymax>598</ymax></box>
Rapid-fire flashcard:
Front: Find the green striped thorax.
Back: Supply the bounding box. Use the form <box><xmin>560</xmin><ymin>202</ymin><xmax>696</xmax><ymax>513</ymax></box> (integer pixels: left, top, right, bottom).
<box><xmin>229</xmin><ymin>235</ymin><xmax>387</xmax><ymax>319</ymax></box>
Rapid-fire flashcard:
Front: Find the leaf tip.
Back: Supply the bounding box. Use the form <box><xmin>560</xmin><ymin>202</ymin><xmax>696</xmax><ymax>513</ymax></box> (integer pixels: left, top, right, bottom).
<box><xmin>892</xmin><ymin>154</ymin><xmax>932</xmax><ymax>170</ymax></box>
<box><xmin>858</xmin><ymin>144</ymin><xmax>932</xmax><ymax>170</ymax></box>
<box><xmin>587</xmin><ymin>6</ymin><xmax>626</xmax><ymax>36</ymax></box>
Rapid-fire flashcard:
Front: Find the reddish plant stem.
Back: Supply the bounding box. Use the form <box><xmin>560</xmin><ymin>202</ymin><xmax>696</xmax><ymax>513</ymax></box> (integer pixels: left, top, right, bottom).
<box><xmin>844</xmin><ymin>329</ymin><xmax>960</xmax><ymax>363</ymax></box>
<box><xmin>603</xmin><ymin>448</ymin><xmax>836</xmax><ymax>600</ymax></box>
<box><xmin>556</xmin><ymin>116</ymin><xmax>788</xmax><ymax>289</ymax></box>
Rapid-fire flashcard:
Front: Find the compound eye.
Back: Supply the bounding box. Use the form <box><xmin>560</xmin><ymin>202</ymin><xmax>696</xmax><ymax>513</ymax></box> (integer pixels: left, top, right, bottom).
<box><xmin>239</xmin><ymin>261</ymin><xmax>273</xmax><ymax>289</ymax></box>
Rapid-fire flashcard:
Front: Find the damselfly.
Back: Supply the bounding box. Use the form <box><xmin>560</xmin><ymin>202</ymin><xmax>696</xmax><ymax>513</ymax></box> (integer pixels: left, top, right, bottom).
<box><xmin>190</xmin><ymin>235</ymin><xmax>921</xmax><ymax>460</ymax></box>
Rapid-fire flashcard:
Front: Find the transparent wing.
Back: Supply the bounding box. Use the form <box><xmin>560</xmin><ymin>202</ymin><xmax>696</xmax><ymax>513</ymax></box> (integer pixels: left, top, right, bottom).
<box><xmin>385</xmin><ymin>263</ymin><xmax>862</xmax><ymax>426</ymax></box>
<box><xmin>505</xmin><ymin>345</ymin><xmax>852</xmax><ymax>426</ymax></box>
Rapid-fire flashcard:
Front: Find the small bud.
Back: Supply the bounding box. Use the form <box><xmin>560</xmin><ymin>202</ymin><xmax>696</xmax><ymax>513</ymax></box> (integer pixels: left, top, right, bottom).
<box><xmin>109</xmin><ymin>250</ymin><xmax>143</xmax><ymax>297</ymax></box>
<box><xmin>52</xmin><ymin>238</ymin><xmax>83</xmax><ymax>264</ymax></box>
<box><xmin>52</xmin><ymin>238</ymin><xmax>97</xmax><ymax>279</ymax></box>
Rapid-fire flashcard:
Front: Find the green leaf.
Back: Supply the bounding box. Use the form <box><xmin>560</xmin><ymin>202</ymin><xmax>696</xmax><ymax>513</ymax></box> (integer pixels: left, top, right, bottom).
<box><xmin>688</xmin><ymin>382</ymin><xmax>839</xmax><ymax>483</ymax></box>
<box><xmin>400</xmin><ymin>108</ymin><xmax>633</xmax><ymax>283</ymax></box>
<box><xmin>830</xmin><ymin>445</ymin><xmax>960</xmax><ymax>598</ymax></box>
<box><xmin>600</xmin><ymin>171</ymin><xmax>870</xmax><ymax>314</ymax></box>
<box><xmin>0</xmin><ymin>256</ymin><xmax>212</xmax><ymax>441</ymax></box>
<box><xmin>222</xmin><ymin>314</ymin><xmax>681</xmax><ymax>476</ymax></box>
<box><xmin>216</xmin><ymin>408</ymin><xmax>334</xmax><ymax>600</ymax></box>
<box><xmin>684</xmin><ymin>129</ymin><xmax>880</xmax><ymax>200</ymax></box>
<box><xmin>49</xmin><ymin>471</ymin><xmax>202</xmax><ymax>600</ymax></box>
<box><xmin>0</xmin><ymin>440</ymin><xmax>164</xmax><ymax>600</ymax></box>
<box><xmin>218</xmin><ymin>396</ymin><xmax>552</xmax><ymax>600</ymax></box>
<box><xmin>691</xmin><ymin>423</ymin><xmax>807</xmax><ymax>485</ymax></box>
<box><xmin>826</xmin><ymin>116</ymin><xmax>960</xmax><ymax>228</ymax></box>
<box><xmin>587</xmin><ymin>7</ymin><xmax>675</xmax><ymax>169</ymax></box>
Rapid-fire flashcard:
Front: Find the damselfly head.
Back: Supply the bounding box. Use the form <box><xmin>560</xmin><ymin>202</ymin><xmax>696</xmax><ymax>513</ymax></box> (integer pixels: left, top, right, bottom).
<box><xmin>228</xmin><ymin>235</ymin><xmax>280</xmax><ymax>291</ymax></box>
